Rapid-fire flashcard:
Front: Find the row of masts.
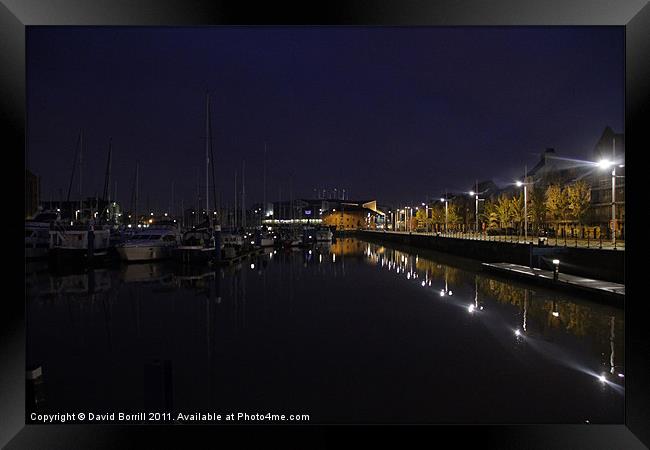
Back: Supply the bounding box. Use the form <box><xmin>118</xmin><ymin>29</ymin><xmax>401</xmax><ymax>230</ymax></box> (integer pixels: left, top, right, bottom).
<box><xmin>56</xmin><ymin>92</ymin><xmax>288</xmax><ymax>229</ymax></box>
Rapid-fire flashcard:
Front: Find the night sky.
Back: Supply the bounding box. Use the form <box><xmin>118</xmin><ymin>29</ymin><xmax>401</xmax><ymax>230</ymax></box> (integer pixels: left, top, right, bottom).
<box><xmin>27</xmin><ymin>26</ymin><xmax>624</xmax><ymax>210</ymax></box>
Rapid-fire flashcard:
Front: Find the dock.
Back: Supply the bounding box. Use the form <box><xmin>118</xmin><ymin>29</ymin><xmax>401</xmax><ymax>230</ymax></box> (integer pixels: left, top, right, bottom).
<box><xmin>481</xmin><ymin>262</ymin><xmax>624</xmax><ymax>303</ymax></box>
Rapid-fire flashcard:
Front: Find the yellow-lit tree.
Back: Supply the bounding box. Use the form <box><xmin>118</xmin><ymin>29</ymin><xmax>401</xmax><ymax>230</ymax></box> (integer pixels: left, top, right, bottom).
<box><xmin>496</xmin><ymin>194</ymin><xmax>512</xmax><ymax>230</ymax></box>
<box><xmin>567</xmin><ymin>180</ymin><xmax>591</xmax><ymax>236</ymax></box>
<box><xmin>529</xmin><ymin>184</ymin><xmax>547</xmax><ymax>234</ymax></box>
<box><xmin>509</xmin><ymin>193</ymin><xmax>524</xmax><ymax>236</ymax></box>
<box><xmin>545</xmin><ymin>184</ymin><xmax>569</xmax><ymax>232</ymax></box>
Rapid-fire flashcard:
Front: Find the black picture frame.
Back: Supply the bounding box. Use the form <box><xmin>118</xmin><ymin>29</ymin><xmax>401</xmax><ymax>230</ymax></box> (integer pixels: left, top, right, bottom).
<box><xmin>4</xmin><ymin>1</ymin><xmax>649</xmax><ymax>448</ymax></box>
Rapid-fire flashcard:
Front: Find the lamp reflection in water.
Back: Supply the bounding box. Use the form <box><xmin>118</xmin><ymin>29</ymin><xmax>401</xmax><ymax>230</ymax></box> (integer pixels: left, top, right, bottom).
<box><xmin>609</xmin><ymin>316</ymin><xmax>615</xmax><ymax>375</ymax></box>
<box><xmin>440</xmin><ymin>266</ymin><xmax>453</xmax><ymax>296</ymax></box>
<box><xmin>552</xmin><ymin>300</ymin><xmax>559</xmax><ymax>318</ymax></box>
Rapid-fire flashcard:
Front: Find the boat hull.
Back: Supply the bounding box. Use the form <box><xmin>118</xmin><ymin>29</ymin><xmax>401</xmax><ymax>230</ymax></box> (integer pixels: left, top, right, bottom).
<box><xmin>48</xmin><ymin>247</ymin><xmax>110</xmax><ymax>268</ymax></box>
<box><xmin>173</xmin><ymin>246</ymin><xmax>216</xmax><ymax>265</ymax></box>
<box><xmin>26</xmin><ymin>247</ymin><xmax>49</xmax><ymax>260</ymax></box>
<box><xmin>116</xmin><ymin>245</ymin><xmax>174</xmax><ymax>262</ymax></box>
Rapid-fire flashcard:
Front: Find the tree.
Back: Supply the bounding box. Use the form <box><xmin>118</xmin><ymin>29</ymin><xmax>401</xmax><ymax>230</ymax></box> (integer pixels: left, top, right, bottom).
<box><xmin>545</xmin><ymin>184</ymin><xmax>569</xmax><ymax>229</ymax></box>
<box><xmin>495</xmin><ymin>194</ymin><xmax>512</xmax><ymax>230</ymax></box>
<box><xmin>529</xmin><ymin>184</ymin><xmax>547</xmax><ymax>234</ymax></box>
<box><xmin>567</xmin><ymin>180</ymin><xmax>591</xmax><ymax>235</ymax></box>
<box><xmin>447</xmin><ymin>204</ymin><xmax>461</xmax><ymax>230</ymax></box>
<box><xmin>509</xmin><ymin>193</ymin><xmax>524</xmax><ymax>236</ymax></box>
<box><xmin>415</xmin><ymin>208</ymin><xmax>429</xmax><ymax>231</ymax></box>
<box><xmin>430</xmin><ymin>204</ymin><xmax>445</xmax><ymax>231</ymax></box>
<box><xmin>481</xmin><ymin>200</ymin><xmax>499</xmax><ymax>230</ymax></box>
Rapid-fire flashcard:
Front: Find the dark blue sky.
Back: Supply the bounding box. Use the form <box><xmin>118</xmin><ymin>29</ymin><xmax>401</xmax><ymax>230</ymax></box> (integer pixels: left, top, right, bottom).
<box><xmin>27</xmin><ymin>26</ymin><xmax>623</xmax><ymax>210</ymax></box>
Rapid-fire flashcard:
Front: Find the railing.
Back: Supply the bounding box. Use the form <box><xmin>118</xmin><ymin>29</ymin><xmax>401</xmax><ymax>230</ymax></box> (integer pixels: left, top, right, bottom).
<box><xmin>362</xmin><ymin>229</ymin><xmax>624</xmax><ymax>250</ymax></box>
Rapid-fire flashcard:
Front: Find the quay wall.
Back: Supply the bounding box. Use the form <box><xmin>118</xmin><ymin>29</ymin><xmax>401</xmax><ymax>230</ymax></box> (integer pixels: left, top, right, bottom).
<box><xmin>356</xmin><ymin>231</ymin><xmax>624</xmax><ymax>284</ymax></box>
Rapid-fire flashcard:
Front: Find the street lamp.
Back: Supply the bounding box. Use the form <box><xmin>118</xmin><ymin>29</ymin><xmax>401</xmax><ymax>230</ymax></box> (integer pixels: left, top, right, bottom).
<box><xmin>552</xmin><ymin>259</ymin><xmax>560</xmax><ymax>281</ymax></box>
<box><xmin>440</xmin><ymin>196</ymin><xmax>449</xmax><ymax>233</ymax></box>
<box><xmin>516</xmin><ymin>169</ymin><xmax>533</xmax><ymax>242</ymax></box>
<box><xmin>597</xmin><ymin>137</ymin><xmax>624</xmax><ymax>247</ymax></box>
<box><xmin>422</xmin><ymin>202</ymin><xmax>430</xmax><ymax>233</ymax></box>
<box><xmin>468</xmin><ymin>180</ymin><xmax>485</xmax><ymax>234</ymax></box>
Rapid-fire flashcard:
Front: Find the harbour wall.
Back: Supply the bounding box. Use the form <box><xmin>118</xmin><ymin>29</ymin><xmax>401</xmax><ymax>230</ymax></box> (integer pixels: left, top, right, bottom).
<box><xmin>356</xmin><ymin>231</ymin><xmax>624</xmax><ymax>284</ymax></box>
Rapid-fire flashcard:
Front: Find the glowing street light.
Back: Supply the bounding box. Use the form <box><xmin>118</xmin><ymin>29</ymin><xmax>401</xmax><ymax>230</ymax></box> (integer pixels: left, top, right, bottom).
<box><xmin>515</xmin><ymin>166</ymin><xmax>533</xmax><ymax>242</ymax></box>
<box><xmin>440</xmin><ymin>193</ymin><xmax>450</xmax><ymax>233</ymax></box>
<box><xmin>468</xmin><ymin>180</ymin><xmax>485</xmax><ymax>233</ymax></box>
<box><xmin>597</xmin><ymin>137</ymin><xmax>623</xmax><ymax>247</ymax></box>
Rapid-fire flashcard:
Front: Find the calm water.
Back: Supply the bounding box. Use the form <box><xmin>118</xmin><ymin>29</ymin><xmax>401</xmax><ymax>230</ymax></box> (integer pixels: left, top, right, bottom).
<box><xmin>26</xmin><ymin>238</ymin><xmax>624</xmax><ymax>424</ymax></box>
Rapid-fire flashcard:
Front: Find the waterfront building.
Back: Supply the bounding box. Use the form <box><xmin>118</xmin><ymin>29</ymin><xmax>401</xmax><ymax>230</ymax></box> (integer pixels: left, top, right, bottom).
<box><xmin>321</xmin><ymin>200</ymin><xmax>385</xmax><ymax>231</ymax></box>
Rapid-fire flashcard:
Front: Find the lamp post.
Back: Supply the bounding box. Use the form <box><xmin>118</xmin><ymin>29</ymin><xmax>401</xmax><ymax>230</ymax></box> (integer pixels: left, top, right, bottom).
<box><xmin>516</xmin><ymin>167</ymin><xmax>532</xmax><ymax>242</ymax></box>
<box><xmin>552</xmin><ymin>259</ymin><xmax>560</xmax><ymax>281</ymax></box>
<box><xmin>468</xmin><ymin>180</ymin><xmax>485</xmax><ymax>234</ymax></box>
<box><xmin>422</xmin><ymin>202</ymin><xmax>429</xmax><ymax>233</ymax></box>
<box><xmin>440</xmin><ymin>195</ymin><xmax>449</xmax><ymax>233</ymax></box>
<box><xmin>598</xmin><ymin>137</ymin><xmax>624</xmax><ymax>247</ymax></box>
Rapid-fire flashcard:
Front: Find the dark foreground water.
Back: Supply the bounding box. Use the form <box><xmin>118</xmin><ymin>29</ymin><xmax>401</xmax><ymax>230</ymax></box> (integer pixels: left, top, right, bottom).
<box><xmin>26</xmin><ymin>238</ymin><xmax>624</xmax><ymax>424</ymax></box>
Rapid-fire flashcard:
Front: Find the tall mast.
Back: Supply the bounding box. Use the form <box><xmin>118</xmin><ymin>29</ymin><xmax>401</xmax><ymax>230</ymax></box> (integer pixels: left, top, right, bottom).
<box><xmin>196</xmin><ymin>166</ymin><xmax>200</xmax><ymax>215</ymax></box>
<box><xmin>205</xmin><ymin>92</ymin><xmax>210</xmax><ymax>221</ymax></box>
<box><xmin>234</xmin><ymin>170</ymin><xmax>238</xmax><ymax>228</ymax></box>
<box><xmin>135</xmin><ymin>161</ymin><xmax>139</xmax><ymax>226</ymax></box>
<box><xmin>79</xmin><ymin>130</ymin><xmax>83</xmax><ymax>198</ymax></box>
<box><xmin>263</xmin><ymin>142</ymin><xmax>267</xmax><ymax>222</ymax></box>
<box><xmin>241</xmin><ymin>160</ymin><xmax>246</xmax><ymax>229</ymax></box>
<box><xmin>208</xmin><ymin>95</ymin><xmax>218</xmax><ymax>220</ymax></box>
<box><xmin>66</xmin><ymin>132</ymin><xmax>81</xmax><ymax>203</ymax></box>
<box><xmin>171</xmin><ymin>180</ymin><xmax>174</xmax><ymax>217</ymax></box>
<box><xmin>103</xmin><ymin>137</ymin><xmax>112</xmax><ymax>204</ymax></box>
<box><xmin>79</xmin><ymin>130</ymin><xmax>83</xmax><ymax>219</ymax></box>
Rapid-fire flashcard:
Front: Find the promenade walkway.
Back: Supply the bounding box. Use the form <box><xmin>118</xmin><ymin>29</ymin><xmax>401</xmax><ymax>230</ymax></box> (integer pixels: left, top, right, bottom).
<box><xmin>482</xmin><ymin>262</ymin><xmax>624</xmax><ymax>301</ymax></box>
<box><xmin>372</xmin><ymin>230</ymin><xmax>625</xmax><ymax>250</ymax></box>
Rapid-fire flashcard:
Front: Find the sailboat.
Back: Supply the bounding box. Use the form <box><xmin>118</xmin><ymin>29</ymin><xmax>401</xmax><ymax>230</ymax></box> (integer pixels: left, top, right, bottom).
<box><xmin>48</xmin><ymin>131</ymin><xmax>112</xmax><ymax>268</ymax></box>
<box><xmin>174</xmin><ymin>92</ymin><xmax>218</xmax><ymax>264</ymax></box>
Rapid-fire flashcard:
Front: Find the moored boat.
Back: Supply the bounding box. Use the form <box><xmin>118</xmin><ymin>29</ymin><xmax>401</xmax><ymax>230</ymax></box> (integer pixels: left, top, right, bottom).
<box><xmin>116</xmin><ymin>226</ymin><xmax>181</xmax><ymax>262</ymax></box>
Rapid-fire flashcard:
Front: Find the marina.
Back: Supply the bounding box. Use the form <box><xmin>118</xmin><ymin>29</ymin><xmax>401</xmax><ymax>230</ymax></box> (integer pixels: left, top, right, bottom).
<box><xmin>19</xmin><ymin>25</ymin><xmax>634</xmax><ymax>443</ymax></box>
<box><xmin>26</xmin><ymin>237</ymin><xmax>624</xmax><ymax>423</ymax></box>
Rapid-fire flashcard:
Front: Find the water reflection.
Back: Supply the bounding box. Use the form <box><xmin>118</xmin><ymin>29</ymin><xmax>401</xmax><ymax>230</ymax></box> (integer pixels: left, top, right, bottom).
<box><xmin>360</xmin><ymin>241</ymin><xmax>625</xmax><ymax>389</ymax></box>
<box><xmin>26</xmin><ymin>237</ymin><xmax>624</xmax><ymax>423</ymax></box>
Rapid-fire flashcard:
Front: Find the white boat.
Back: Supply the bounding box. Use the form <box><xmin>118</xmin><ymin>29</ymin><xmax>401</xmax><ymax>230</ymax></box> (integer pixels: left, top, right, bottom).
<box><xmin>25</xmin><ymin>210</ymin><xmax>61</xmax><ymax>259</ymax></box>
<box><xmin>116</xmin><ymin>227</ymin><xmax>181</xmax><ymax>262</ymax></box>
<box><xmin>49</xmin><ymin>225</ymin><xmax>111</xmax><ymax>265</ymax></box>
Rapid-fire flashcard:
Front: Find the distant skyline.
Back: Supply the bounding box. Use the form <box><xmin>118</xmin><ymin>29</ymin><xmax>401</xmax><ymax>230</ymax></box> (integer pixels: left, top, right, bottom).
<box><xmin>27</xmin><ymin>26</ymin><xmax>624</xmax><ymax>210</ymax></box>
